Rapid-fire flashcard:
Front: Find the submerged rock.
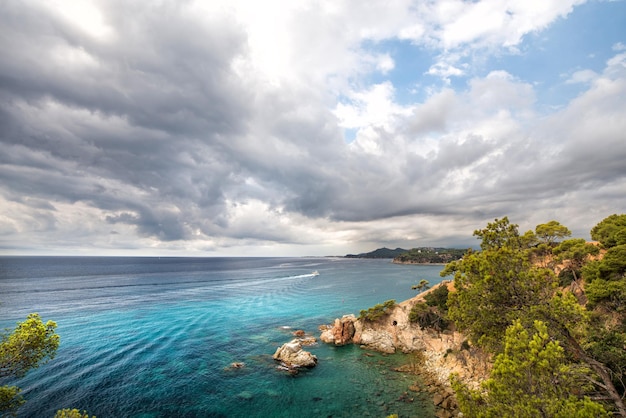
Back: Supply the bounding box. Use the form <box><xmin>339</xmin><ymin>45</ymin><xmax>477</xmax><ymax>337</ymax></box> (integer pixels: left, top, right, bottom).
<box><xmin>236</xmin><ymin>391</ymin><xmax>253</xmax><ymax>400</ymax></box>
<box><xmin>224</xmin><ymin>362</ymin><xmax>245</xmax><ymax>371</ymax></box>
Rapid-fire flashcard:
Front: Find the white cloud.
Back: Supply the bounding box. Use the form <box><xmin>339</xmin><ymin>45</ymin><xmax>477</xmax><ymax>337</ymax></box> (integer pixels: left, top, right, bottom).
<box><xmin>187</xmin><ymin>0</ymin><xmax>587</xmax><ymax>88</ymax></box>
<box><xmin>566</xmin><ymin>69</ymin><xmax>598</xmax><ymax>84</ymax></box>
<box><xmin>334</xmin><ymin>82</ymin><xmax>413</xmax><ymax>132</ymax></box>
<box><xmin>424</xmin><ymin>0</ymin><xmax>584</xmax><ymax>50</ymax></box>
<box><xmin>426</xmin><ymin>61</ymin><xmax>465</xmax><ymax>81</ymax></box>
<box><xmin>376</xmin><ymin>54</ymin><xmax>395</xmax><ymax>74</ymax></box>
<box><xmin>612</xmin><ymin>42</ymin><xmax>626</xmax><ymax>51</ymax></box>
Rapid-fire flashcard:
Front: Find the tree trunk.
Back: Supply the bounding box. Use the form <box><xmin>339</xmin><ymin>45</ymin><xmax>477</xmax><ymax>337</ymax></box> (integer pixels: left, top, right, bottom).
<box><xmin>559</xmin><ymin>324</ymin><xmax>626</xmax><ymax>417</ymax></box>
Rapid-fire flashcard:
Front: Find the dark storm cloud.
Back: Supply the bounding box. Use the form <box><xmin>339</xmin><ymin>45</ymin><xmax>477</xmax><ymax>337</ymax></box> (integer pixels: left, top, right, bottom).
<box><xmin>0</xmin><ymin>0</ymin><xmax>255</xmax><ymax>241</ymax></box>
<box><xmin>0</xmin><ymin>1</ymin><xmax>249</xmax><ymax>137</ymax></box>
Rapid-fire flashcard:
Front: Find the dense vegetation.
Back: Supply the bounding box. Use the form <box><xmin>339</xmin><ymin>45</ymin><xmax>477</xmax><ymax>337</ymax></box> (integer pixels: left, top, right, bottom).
<box><xmin>345</xmin><ymin>247</ymin><xmax>408</xmax><ymax>258</ymax></box>
<box><xmin>409</xmin><ymin>285</ymin><xmax>450</xmax><ymax>331</ymax></box>
<box><xmin>393</xmin><ymin>247</ymin><xmax>465</xmax><ymax>264</ymax></box>
<box><xmin>345</xmin><ymin>246</ymin><xmax>466</xmax><ymax>262</ymax></box>
<box><xmin>442</xmin><ymin>215</ymin><xmax>626</xmax><ymax>417</ymax></box>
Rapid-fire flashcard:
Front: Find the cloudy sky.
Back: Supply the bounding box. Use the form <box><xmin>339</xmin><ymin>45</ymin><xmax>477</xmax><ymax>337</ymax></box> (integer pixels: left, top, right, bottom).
<box><xmin>1</xmin><ymin>0</ymin><xmax>625</xmax><ymax>256</ymax></box>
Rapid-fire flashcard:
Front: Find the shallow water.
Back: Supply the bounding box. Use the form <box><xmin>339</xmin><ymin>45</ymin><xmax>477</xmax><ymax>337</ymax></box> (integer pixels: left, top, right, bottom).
<box><xmin>0</xmin><ymin>256</ymin><xmax>445</xmax><ymax>417</ymax></box>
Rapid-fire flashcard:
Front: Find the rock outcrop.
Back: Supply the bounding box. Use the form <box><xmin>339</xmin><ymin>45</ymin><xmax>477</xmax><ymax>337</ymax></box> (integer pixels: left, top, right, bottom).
<box><xmin>321</xmin><ymin>284</ymin><xmax>463</xmax><ymax>354</ymax></box>
<box><xmin>320</xmin><ymin>314</ymin><xmax>356</xmax><ymax>345</ymax></box>
<box><xmin>273</xmin><ymin>339</ymin><xmax>318</xmax><ymax>371</ymax></box>
<box><xmin>320</xmin><ymin>281</ymin><xmax>490</xmax><ymax>416</ymax></box>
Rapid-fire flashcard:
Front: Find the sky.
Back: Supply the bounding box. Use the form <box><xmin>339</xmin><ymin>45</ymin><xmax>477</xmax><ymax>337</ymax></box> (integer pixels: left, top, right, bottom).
<box><xmin>1</xmin><ymin>0</ymin><xmax>625</xmax><ymax>257</ymax></box>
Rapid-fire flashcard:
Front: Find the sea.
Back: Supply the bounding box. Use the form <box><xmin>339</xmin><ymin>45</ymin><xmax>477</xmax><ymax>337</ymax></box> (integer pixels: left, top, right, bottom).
<box><xmin>0</xmin><ymin>256</ymin><xmax>447</xmax><ymax>418</ymax></box>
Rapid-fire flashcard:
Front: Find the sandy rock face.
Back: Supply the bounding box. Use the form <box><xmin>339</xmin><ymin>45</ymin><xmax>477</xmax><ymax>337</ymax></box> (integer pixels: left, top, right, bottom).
<box><xmin>353</xmin><ymin>326</ymin><xmax>396</xmax><ymax>353</ymax></box>
<box><xmin>272</xmin><ymin>339</ymin><xmax>318</xmax><ymax>368</ymax></box>
<box><xmin>320</xmin><ymin>314</ymin><xmax>356</xmax><ymax>345</ymax></box>
<box><xmin>349</xmin><ymin>303</ymin><xmax>430</xmax><ymax>353</ymax></box>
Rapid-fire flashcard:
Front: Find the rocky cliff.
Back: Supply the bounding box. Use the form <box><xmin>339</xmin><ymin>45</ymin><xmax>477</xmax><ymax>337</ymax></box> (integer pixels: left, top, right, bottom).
<box><xmin>320</xmin><ymin>281</ymin><xmax>490</xmax><ymax>416</ymax></box>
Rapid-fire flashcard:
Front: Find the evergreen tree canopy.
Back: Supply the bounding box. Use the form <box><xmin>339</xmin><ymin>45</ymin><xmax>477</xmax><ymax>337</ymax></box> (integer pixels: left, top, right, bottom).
<box><xmin>590</xmin><ymin>214</ymin><xmax>626</xmax><ymax>248</ymax></box>
<box><xmin>445</xmin><ymin>215</ymin><xmax>626</xmax><ymax>416</ymax></box>
<box><xmin>453</xmin><ymin>320</ymin><xmax>608</xmax><ymax>418</ymax></box>
<box><xmin>442</xmin><ymin>218</ymin><xmax>556</xmax><ymax>351</ymax></box>
<box><xmin>535</xmin><ymin>220</ymin><xmax>572</xmax><ymax>245</ymax></box>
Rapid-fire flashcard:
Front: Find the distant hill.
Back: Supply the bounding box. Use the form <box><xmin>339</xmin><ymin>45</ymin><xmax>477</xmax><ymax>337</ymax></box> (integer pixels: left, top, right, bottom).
<box><xmin>345</xmin><ymin>247</ymin><xmax>408</xmax><ymax>259</ymax></box>
<box><xmin>392</xmin><ymin>247</ymin><xmax>466</xmax><ymax>264</ymax></box>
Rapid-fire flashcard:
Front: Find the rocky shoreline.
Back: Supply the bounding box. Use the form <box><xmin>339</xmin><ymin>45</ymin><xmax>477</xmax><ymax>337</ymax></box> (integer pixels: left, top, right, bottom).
<box><xmin>319</xmin><ymin>281</ymin><xmax>489</xmax><ymax>418</ymax></box>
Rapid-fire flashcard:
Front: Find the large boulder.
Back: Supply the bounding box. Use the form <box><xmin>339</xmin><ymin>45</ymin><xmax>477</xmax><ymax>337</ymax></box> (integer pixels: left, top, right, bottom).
<box><xmin>273</xmin><ymin>339</ymin><xmax>318</xmax><ymax>368</ymax></box>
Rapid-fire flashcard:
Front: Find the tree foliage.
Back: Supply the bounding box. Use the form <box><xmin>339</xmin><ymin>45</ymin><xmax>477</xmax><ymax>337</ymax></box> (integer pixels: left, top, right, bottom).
<box><xmin>444</xmin><ymin>215</ymin><xmax>626</xmax><ymax>416</ymax></box>
<box><xmin>0</xmin><ymin>314</ymin><xmax>59</xmax><ymax>379</ymax></box>
<box><xmin>0</xmin><ymin>313</ymin><xmax>60</xmax><ymax>417</ymax></box>
<box><xmin>54</xmin><ymin>409</ymin><xmax>96</xmax><ymax>418</ymax></box>
<box><xmin>584</xmin><ymin>244</ymin><xmax>626</xmax><ymax>282</ymax></box>
<box><xmin>583</xmin><ymin>243</ymin><xmax>626</xmax><ymax>312</ymax></box>
<box><xmin>442</xmin><ymin>219</ymin><xmax>556</xmax><ymax>351</ymax></box>
<box><xmin>409</xmin><ymin>302</ymin><xmax>442</xmax><ymax>329</ymax></box>
<box><xmin>409</xmin><ymin>284</ymin><xmax>450</xmax><ymax>331</ymax></box>
<box><xmin>0</xmin><ymin>386</ymin><xmax>23</xmax><ymax>418</ymax></box>
<box><xmin>411</xmin><ymin>279</ymin><xmax>430</xmax><ymax>291</ymax></box>
<box><xmin>473</xmin><ymin>217</ymin><xmax>527</xmax><ymax>251</ymax></box>
<box><xmin>590</xmin><ymin>214</ymin><xmax>626</xmax><ymax>248</ymax></box>
<box><xmin>424</xmin><ymin>284</ymin><xmax>449</xmax><ymax>312</ymax></box>
<box><xmin>553</xmin><ymin>238</ymin><xmax>600</xmax><ymax>283</ymax></box>
<box><xmin>359</xmin><ymin>300</ymin><xmax>396</xmax><ymax>322</ymax></box>
<box><xmin>535</xmin><ymin>220</ymin><xmax>572</xmax><ymax>245</ymax></box>
<box><xmin>583</xmin><ymin>316</ymin><xmax>626</xmax><ymax>397</ymax></box>
<box><xmin>453</xmin><ymin>320</ymin><xmax>608</xmax><ymax>418</ymax></box>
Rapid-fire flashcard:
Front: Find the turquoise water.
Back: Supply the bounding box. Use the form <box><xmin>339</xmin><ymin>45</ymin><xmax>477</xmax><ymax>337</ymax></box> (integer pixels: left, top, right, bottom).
<box><xmin>0</xmin><ymin>257</ymin><xmax>445</xmax><ymax>417</ymax></box>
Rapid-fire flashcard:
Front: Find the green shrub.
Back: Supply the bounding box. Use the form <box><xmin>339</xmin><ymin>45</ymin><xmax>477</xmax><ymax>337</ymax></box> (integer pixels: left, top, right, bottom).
<box><xmin>424</xmin><ymin>284</ymin><xmax>449</xmax><ymax>312</ymax></box>
<box><xmin>409</xmin><ymin>302</ymin><xmax>429</xmax><ymax>323</ymax></box>
<box><xmin>558</xmin><ymin>269</ymin><xmax>576</xmax><ymax>287</ymax></box>
<box><xmin>359</xmin><ymin>299</ymin><xmax>396</xmax><ymax>321</ymax></box>
<box><xmin>54</xmin><ymin>409</ymin><xmax>95</xmax><ymax>418</ymax></box>
<box><xmin>409</xmin><ymin>302</ymin><xmax>449</xmax><ymax>331</ymax></box>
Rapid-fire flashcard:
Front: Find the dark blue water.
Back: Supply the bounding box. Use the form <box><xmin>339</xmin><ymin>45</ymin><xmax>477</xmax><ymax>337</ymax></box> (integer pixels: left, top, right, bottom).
<box><xmin>0</xmin><ymin>257</ymin><xmax>445</xmax><ymax>417</ymax></box>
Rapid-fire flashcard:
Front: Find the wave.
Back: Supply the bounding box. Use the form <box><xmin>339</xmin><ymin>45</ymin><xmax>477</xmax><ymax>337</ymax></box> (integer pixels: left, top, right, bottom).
<box><xmin>2</xmin><ymin>271</ymin><xmax>320</xmax><ymax>296</ymax></box>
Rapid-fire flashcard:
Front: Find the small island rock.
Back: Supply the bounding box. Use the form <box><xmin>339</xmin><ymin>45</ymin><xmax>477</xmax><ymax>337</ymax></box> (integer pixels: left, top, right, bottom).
<box><xmin>273</xmin><ymin>339</ymin><xmax>318</xmax><ymax>368</ymax></box>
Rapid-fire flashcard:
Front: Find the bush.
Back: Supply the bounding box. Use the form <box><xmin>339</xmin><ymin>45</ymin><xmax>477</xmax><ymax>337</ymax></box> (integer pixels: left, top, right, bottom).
<box><xmin>558</xmin><ymin>269</ymin><xmax>577</xmax><ymax>287</ymax></box>
<box><xmin>409</xmin><ymin>302</ymin><xmax>429</xmax><ymax>324</ymax></box>
<box><xmin>424</xmin><ymin>284</ymin><xmax>449</xmax><ymax>312</ymax></box>
<box><xmin>409</xmin><ymin>302</ymin><xmax>449</xmax><ymax>331</ymax></box>
<box><xmin>359</xmin><ymin>300</ymin><xmax>396</xmax><ymax>321</ymax></box>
